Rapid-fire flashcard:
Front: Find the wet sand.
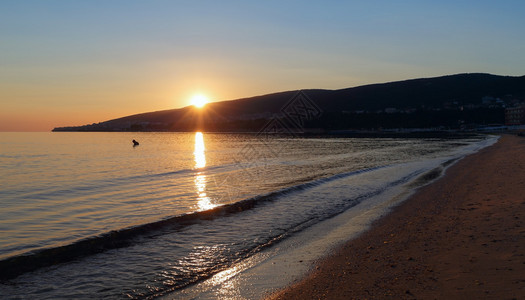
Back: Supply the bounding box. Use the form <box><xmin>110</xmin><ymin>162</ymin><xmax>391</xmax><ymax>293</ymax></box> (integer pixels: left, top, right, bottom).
<box><xmin>270</xmin><ymin>135</ymin><xmax>525</xmax><ymax>299</ymax></box>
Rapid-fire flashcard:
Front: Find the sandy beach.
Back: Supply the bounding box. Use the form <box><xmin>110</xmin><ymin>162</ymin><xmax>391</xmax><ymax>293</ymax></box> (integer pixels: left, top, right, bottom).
<box><xmin>270</xmin><ymin>135</ymin><xmax>525</xmax><ymax>299</ymax></box>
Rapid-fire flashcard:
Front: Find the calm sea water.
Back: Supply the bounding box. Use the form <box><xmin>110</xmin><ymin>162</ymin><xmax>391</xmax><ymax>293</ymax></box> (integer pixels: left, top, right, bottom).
<box><xmin>0</xmin><ymin>132</ymin><xmax>495</xmax><ymax>298</ymax></box>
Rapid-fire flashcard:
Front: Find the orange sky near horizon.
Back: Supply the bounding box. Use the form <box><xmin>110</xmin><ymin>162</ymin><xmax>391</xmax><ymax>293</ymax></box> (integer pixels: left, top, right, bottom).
<box><xmin>2</xmin><ymin>1</ymin><xmax>525</xmax><ymax>131</ymax></box>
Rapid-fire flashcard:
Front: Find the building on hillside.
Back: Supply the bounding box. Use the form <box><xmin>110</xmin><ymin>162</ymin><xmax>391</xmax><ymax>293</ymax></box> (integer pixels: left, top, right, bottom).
<box><xmin>505</xmin><ymin>105</ymin><xmax>525</xmax><ymax>125</ymax></box>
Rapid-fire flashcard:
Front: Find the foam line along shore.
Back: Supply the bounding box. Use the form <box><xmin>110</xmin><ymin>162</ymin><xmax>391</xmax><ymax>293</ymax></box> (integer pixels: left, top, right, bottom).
<box><xmin>270</xmin><ymin>135</ymin><xmax>525</xmax><ymax>300</ymax></box>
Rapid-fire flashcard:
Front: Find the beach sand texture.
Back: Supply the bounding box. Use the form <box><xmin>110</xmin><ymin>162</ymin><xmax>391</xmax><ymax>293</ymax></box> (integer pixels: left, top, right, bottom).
<box><xmin>270</xmin><ymin>135</ymin><xmax>525</xmax><ymax>299</ymax></box>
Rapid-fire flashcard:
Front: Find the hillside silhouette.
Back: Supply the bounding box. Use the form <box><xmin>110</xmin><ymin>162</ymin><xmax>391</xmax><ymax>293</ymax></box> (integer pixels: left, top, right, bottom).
<box><xmin>53</xmin><ymin>73</ymin><xmax>525</xmax><ymax>132</ymax></box>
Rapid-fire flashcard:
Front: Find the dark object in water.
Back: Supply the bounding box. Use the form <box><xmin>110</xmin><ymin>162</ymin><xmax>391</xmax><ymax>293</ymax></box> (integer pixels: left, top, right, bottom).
<box><xmin>132</xmin><ymin>139</ymin><xmax>139</xmax><ymax>146</ymax></box>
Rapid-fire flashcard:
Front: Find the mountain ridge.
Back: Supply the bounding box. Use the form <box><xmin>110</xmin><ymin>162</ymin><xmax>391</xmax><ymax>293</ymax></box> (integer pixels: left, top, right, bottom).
<box><xmin>53</xmin><ymin>73</ymin><xmax>525</xmax><ymax>132</ymax></box>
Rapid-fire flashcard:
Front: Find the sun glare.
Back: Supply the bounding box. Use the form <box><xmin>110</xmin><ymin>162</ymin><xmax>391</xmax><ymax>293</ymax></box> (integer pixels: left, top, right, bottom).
<box><xmin>191</xmin><ymin>94</ymin><xmax>209</xmax><ymax>108</ymax></box>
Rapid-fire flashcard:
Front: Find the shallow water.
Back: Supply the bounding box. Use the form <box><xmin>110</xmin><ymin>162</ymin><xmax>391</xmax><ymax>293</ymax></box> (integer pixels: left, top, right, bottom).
<box><xmin>0</xmin><ymin>132</ymin><xmax>495</xmax><ymax>298</ymax></box>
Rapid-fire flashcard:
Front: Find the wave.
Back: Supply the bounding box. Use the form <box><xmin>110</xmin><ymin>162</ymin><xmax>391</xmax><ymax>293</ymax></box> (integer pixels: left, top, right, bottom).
<box><xmin>3</xmin><ymin>163</ymin><xmax>238</xmax><ymax>204</ymax></box>
<box><xmin>0</xmin><ymin>138</ymin><xmax>486</xmax><ymax>283</ymax></box>
<box><xmin>0</xmin><ymin>165</ymin><xmax>392</xmax><ymax>281</ymax></box>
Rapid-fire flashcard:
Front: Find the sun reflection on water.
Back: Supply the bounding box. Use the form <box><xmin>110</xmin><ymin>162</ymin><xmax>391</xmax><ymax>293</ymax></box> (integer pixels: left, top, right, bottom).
<box><xmin>193</xmin><ymin>132</ymin><xmax>217</xmax><ymax>211</ymax></box>
<box><xmin>194</xmin><ymin>132</ymin><xmax>206</xmax><ymax>169</ymax></box>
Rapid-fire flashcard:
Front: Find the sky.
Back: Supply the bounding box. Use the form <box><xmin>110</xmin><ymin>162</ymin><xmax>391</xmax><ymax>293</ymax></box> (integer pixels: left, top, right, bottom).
<box><xmin>1</xmin><ymin>1</ymin><xmax>524</xmax><ymax>131</ymax></box>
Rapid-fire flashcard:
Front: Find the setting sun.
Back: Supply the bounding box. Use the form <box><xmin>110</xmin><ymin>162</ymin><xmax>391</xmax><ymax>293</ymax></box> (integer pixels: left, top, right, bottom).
<box><xmin>191</xmin><ymin>94</ymin><xmax>209</xmax><ymax>108</ymax></box>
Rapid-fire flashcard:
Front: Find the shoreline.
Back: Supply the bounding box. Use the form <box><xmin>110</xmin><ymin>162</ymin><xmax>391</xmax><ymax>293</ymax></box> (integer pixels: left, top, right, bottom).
<box><xmin>164</xmin><ymin>136</ymin><xmax>496</xmax><ymax>299</ymax></box>
<box><xmin>270</xmin><ymin>135</ymin><xmax>525</xmax><ymax>299</ymax></box>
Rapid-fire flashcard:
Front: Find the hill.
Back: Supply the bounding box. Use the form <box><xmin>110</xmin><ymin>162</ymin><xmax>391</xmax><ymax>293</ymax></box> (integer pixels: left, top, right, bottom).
<box><xmin>53</xmin><ymin>73</ymin><xmax>525</xmax><ymax>132</ymax></box>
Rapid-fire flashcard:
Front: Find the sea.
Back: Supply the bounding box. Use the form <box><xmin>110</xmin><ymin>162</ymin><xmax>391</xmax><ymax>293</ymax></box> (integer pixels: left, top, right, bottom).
<box><xmin>0</xmin><ymin>132</ymin><xmax>497</xmax><ymax>299</ymax></box>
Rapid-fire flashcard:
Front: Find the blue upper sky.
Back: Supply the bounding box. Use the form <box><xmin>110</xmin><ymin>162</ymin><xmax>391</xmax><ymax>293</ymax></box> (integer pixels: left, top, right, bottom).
<box><xmin>1</xmin><ymin>0</ymin><xmax>524</xmax><ymax>130</ymax></box>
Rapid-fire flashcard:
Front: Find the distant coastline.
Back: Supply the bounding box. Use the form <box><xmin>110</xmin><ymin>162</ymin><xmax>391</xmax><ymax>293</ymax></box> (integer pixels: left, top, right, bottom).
<box><xmin>51</xmin><ymin>129</ymin><xmax>488</xmax><ymax>139</ymax></box>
